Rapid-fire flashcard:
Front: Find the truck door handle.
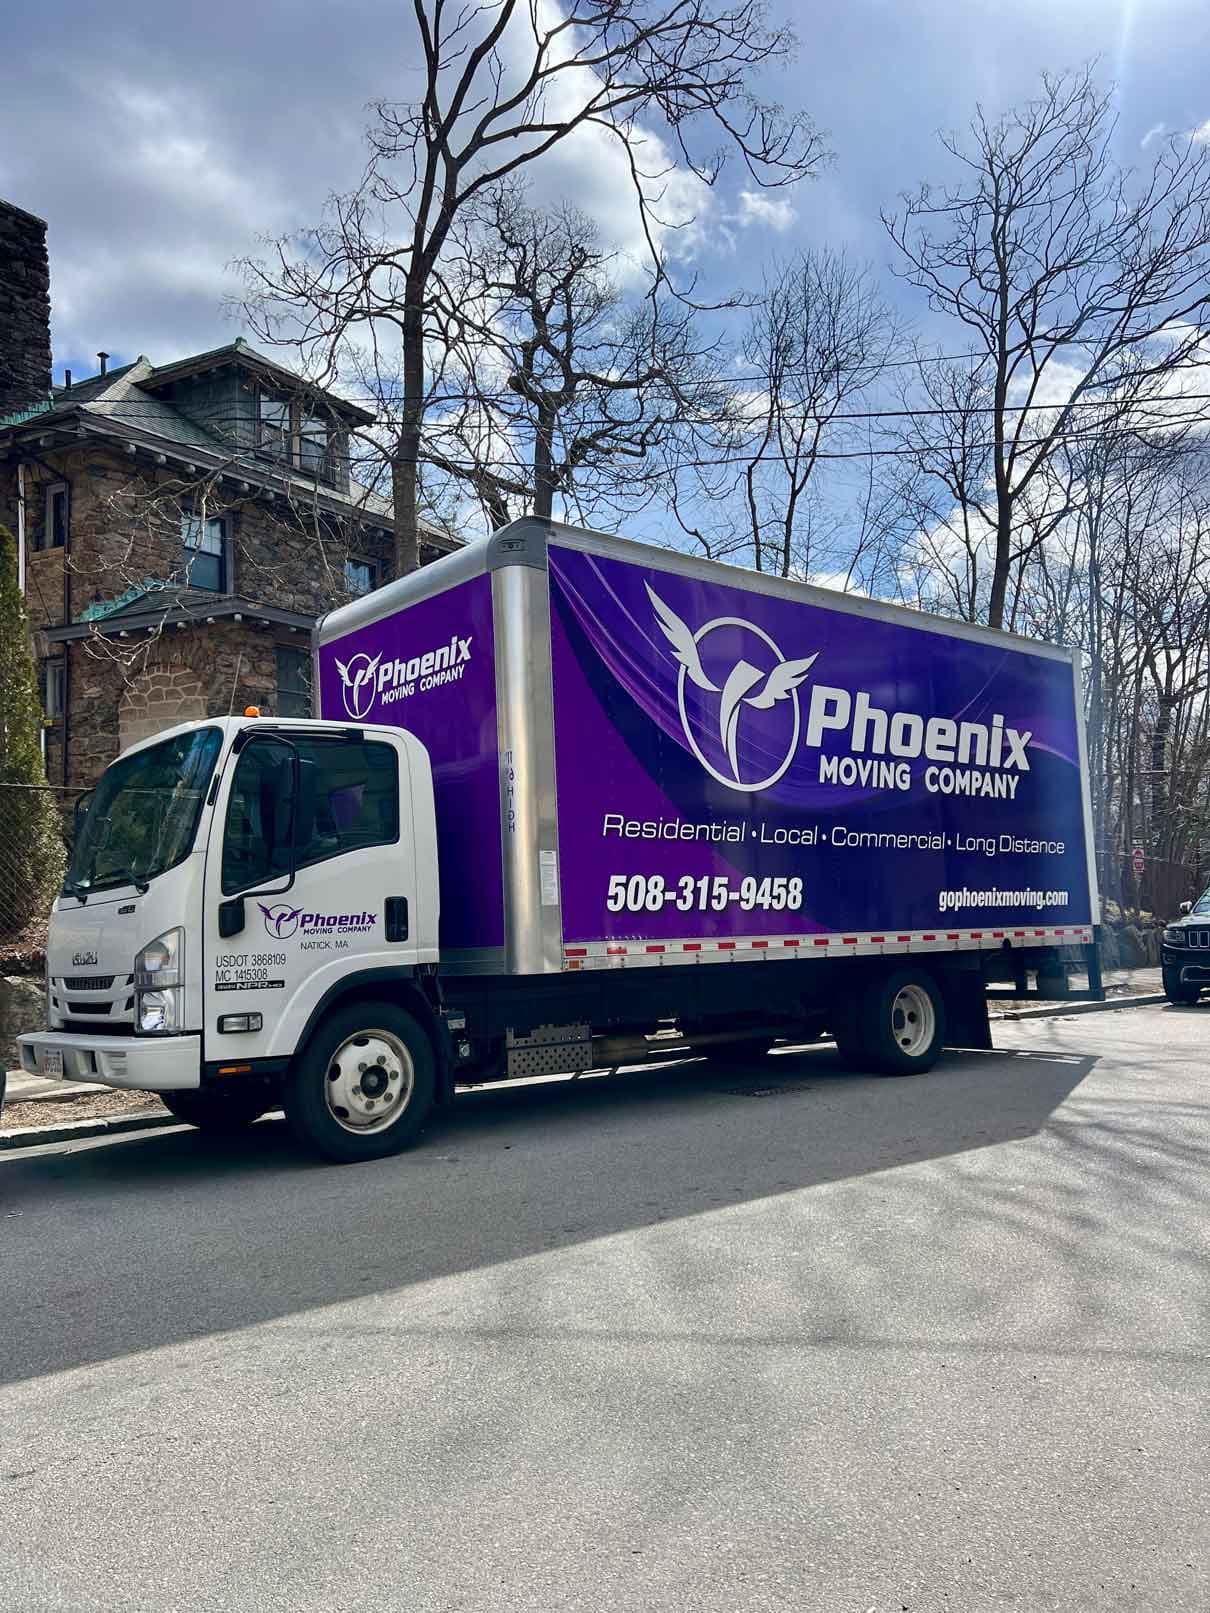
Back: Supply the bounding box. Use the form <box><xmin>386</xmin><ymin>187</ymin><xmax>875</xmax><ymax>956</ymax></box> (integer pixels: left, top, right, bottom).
<box><xmin>384</xmin><ymin>897</ymin><xmax>409</xmax><ymax>943</ymax></box>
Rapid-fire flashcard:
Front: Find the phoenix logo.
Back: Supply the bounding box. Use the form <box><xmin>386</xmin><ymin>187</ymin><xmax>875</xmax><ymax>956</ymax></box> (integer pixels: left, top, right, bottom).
<box><xmin>334</xmin><ymin>652</ymin><xmax>381</xmax><ymax>720</ymax></box>
<box><xmin>647</xmin><ymin>583</ymin><xmax>818</xmax><ymax>792</ymax></box>
<box><xmin>259</xmin><ymin>903</ymin><xmax>304</xmax><ymax>939</ymax></box>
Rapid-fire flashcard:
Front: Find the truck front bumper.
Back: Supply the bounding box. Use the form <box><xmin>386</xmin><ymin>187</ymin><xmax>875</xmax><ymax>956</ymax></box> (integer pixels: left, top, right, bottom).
<box><xmin>16</xmin><ymin>1031</ymin><xmax>201</xmax><ymax>1092</ymax></box>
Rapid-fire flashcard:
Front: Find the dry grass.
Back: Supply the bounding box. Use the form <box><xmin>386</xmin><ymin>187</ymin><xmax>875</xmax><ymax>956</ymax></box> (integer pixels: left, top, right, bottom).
<box><xmin>1</xmin><ymin>1088</ymin><xmax>167</xmax><ymax>1132</ymax></box>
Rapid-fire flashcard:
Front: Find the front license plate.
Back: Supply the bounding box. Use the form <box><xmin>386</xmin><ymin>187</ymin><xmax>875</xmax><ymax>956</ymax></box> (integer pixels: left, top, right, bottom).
<box><xmin>39</xmin><ymin>1048</ymin><xmax>64</xmax><ymax>1079</ymax></box>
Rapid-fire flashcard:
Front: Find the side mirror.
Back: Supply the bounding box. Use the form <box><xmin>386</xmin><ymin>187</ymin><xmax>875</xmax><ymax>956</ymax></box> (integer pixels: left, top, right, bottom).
<box><xmin>219</xmin><ymin>897</ymin><xmax>246</xmax><ymax>938</ymax></box>
<box><xmin>1179</xmin><ymin>901</ymin><xmax>1192</xmax><ymax>915</ymax></box>
<box><xmin>72</xmin><ymin>789</ymin><xmax>95</xmax><ymax>844</ymax></box>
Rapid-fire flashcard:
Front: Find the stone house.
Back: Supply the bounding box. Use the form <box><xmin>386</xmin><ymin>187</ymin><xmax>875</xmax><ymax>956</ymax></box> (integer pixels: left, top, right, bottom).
<box><xmin>0</xmin><ymin>198</ymin><xmax>455</xmax><ymax>790</ymax></box>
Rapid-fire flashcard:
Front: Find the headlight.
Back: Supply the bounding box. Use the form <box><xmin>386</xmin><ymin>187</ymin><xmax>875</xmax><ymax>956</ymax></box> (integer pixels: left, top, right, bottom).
<box><xmin>138</xmin><ymin>989</ymin><xmax>181</xmax><ymax>1035</ymax></box>
<box><xmin>135</xmin><ymin>927</ymin><xmax>183</xmax><ymax>990</ymax></box>
<box><xmin>1163</xmin><ymin>926</ymin><xmax>1185</xmax><ymax>946</ymax></box>
<box><xmin>135</xmin><ymin>928</ymin><xmax>184</xmax><ymax>1035</ymax></box>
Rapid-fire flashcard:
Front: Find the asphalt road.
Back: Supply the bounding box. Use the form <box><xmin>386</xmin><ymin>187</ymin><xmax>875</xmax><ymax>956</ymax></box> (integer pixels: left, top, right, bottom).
<box><xmin>1</xmin><ymin>1003</ymin><xmax>1207</xmax><ymax>1613</ymax></box>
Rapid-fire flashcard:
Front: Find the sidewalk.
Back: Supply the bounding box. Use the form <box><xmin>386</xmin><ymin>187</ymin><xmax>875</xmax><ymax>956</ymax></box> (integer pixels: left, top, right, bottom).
<box><xmin>5</xmin><ymin>1070</ymin><xmax>109</xmax><ymax>1104</ymax></box>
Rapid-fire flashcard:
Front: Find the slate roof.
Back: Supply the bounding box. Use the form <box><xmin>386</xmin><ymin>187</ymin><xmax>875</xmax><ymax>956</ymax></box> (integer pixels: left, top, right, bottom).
<box><xmin>1</xmin><ymin>343</ymin><xmax>455</xmax><ymax>548</ymax></box>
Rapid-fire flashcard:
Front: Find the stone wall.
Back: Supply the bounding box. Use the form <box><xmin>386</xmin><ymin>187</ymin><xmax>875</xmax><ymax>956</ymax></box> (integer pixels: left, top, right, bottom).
<box><xmin>64</xmin><ymin>617</ymin><xmax>304</xmax><ymax>787</ymax></box>
<box><xmin>118</xmin><ymin>663</ymin><xmax>207</xmax><ymax>750</ymax></box>
<box><xmin>0</xmin><ymin>200</ymin><xmax>51</xmax><ymax>420</ymax></box>
<box><xmin>0</xmin><ymin>976</ymin><xmax>46</xmax><ymax>1073</ymax></box>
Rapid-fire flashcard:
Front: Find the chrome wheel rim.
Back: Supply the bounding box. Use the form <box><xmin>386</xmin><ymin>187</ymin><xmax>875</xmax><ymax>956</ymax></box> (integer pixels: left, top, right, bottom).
<box><xmin>890</xmin><ymin>984</ymin><xmax>935</xmax><ymax>1058</ymax></box>
<box><xmin>324</xmin><ymin>1029</ymin><xmax>414</xmax><ymax>1135</ymax></box>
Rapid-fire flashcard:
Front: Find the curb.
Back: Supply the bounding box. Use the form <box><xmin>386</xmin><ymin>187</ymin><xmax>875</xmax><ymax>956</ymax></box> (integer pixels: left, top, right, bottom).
<box><xmin>993</xmin><ymin>992</ymin><xmax>1167</xmax><ymax>1023</ymax></box>
<box><xmin>0</xmin><ymin>1110</ymin><xmax>178</xmax><ymax>1152</ymax></box>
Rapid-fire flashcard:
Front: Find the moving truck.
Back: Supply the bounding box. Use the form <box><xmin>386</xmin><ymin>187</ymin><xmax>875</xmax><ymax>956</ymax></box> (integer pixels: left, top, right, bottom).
<box><xmin>18</xmin><ymin>519</ymin><xmax>1101</xmax><ymax>1161</ymax></box>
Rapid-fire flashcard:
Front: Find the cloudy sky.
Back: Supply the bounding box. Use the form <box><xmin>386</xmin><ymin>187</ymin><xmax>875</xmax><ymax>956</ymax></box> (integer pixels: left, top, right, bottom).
<box><xmin>2</xmin><ymin>0</ymin><xmax>1208</xmax><ymax>386</ymax></box>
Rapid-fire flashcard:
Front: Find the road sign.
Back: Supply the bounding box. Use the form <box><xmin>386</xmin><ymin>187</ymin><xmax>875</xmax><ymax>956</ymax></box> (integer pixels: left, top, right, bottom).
<box><xmin>1131</xmin><ymin>846</ymin><xmax>1146</xmax><ymax>879</ymax></box>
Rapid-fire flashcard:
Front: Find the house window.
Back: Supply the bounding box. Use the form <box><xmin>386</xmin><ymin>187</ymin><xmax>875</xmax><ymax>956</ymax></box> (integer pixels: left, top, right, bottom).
<box><xmin>299</xmin><ymin>412</ymin><xmax>331</xmax><ymax>478</ymax></box>
<box><xmin>257</xmin><ymin>389</ymin><xmax>337</xmax><ymax>482</ymax></box>
<box><xmin>345</xmin><ymin>557</ymin><xmax>376</xmax><ymax>597</ymax></box>
<box><xmin>258</xmin><ymin>392</ymin><xmax>292</xmax><ymax>460</ymax></box>
<box><xmin>42</xmin><ymin>658</ymin><xmax>65</xmax><ymax>718</ymax></box>
<box><xmin>42</xmin><ymin>483</ymin><xmax>68</xmax><ymax>550</ymax></box>
<box><xmin>276</xmin><ymin>646</ymin><xmax>311</xmax><ymax>718</ymax></box>
<box><xmin>181</xmin><ymin>512</ymin><xmax>228</xmax><ymax>592</ymax></box>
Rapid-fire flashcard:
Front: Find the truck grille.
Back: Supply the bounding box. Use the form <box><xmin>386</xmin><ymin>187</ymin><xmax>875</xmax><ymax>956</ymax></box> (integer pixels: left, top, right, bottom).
<box><xmin>63</xmin><ymin>974</ymin><xmax>115</xmax><ymax>991</ymax></box>
<box><xmin>1185</xmin><ymin>928</ymin><xmax>1210</xmax><ymax>948</ymax></box>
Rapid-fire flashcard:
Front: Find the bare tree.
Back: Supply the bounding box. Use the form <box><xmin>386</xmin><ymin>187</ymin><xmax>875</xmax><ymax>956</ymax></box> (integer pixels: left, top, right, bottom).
<box><xmin>885</xmin><ymin>65</ymin><xmax>1210</xmax><ymax>627</ymax></box>
<box><xmin>424</xmin><ymin>186</ymin><xmax>729</xmax><ymax>528</ymax></box>
<box><xmin>727</xmin><ymin>248</ymin><xmax>895</xmax><ymax>577</ymax></box>
<box><xmin>239</xmin><ymin>0</ymin><xmax>825</xmax><ymax>573</ymax></box>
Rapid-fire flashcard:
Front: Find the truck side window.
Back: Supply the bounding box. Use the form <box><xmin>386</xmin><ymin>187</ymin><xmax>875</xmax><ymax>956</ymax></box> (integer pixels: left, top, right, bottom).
<box><xmin>221</xmin><ymin>736</ymin><xmax>400</xmax><ymax>894</ymax></box>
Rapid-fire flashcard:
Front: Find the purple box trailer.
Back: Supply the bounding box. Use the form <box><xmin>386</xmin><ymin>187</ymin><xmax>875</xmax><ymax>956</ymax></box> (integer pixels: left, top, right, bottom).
<box><xmin>316</xmin><ymin>517</ymin><xmax>1100</xmax><ymax>1088</ymax></box>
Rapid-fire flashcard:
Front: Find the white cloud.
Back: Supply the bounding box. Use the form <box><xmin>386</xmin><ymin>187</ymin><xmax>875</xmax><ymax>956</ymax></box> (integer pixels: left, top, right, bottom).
<box><xmin>1192</xmin><ymin>119</ymin><xmax>1210</xmax><ymax>145</ymax></box>
<box><xmin>736</xmin><ymin>189</ymin><xmax>797</xmax><ymax>233</ymax></box>
<box><xmin>1141</xmin><ymin>122</ymin><xmax>1166</xmax><ymax>148</ymax></box>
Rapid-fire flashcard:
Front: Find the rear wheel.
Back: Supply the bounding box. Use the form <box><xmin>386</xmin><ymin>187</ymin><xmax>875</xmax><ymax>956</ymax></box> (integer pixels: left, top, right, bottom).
<box><xmin>161</xmin><ymin>1087</ymin><xmax>269</xmax><ymax>1133</ymax></box>
<box><xmin>285</xmin><ymin>1000</ymin><xmax>436</xmax><ymax>1163</ymax></box>
<box><xmin>833</xmin><ymin>967</ymin><xmax>946</xmax><ymax>1077</ymax></box>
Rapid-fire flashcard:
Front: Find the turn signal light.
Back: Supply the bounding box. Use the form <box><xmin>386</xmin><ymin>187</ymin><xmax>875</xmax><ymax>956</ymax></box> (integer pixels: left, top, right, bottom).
<box><xmin>217</xmin><ymin>1013</ymin><xmax>263</xmax><ymax>1035</ymax></box>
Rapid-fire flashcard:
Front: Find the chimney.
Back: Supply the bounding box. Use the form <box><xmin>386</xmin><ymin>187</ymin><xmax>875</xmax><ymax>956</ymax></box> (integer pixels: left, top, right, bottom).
<box><xmin>0</xmin><ymin>199</ymin><xmax>52</xmax><ymax>419</ymax></box>
<box><xmin>97</xmin><ymin>350</ymin><xmax>109</xmax><ymax>376</ymax></box>
<box><xmin>64</xmin><ymin>368</ymin><xmax>72</xmax><ymax>390</ymax></box>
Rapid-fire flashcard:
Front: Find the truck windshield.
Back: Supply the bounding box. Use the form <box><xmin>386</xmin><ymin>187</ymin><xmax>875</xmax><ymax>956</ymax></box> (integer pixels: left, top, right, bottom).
<box><xmin>64</xmin><ymin>727</ymin><xmax>223</xmax><ymax>898</ymax></box>
<box><xmin>1191</xmin><ymin>887</ymin><xmax>1210</xmax><ymax>916</ymax></box>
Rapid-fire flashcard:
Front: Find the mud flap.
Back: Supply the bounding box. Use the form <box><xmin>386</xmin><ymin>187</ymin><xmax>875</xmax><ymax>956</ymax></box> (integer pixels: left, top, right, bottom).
<box><xmin>941</xmin><ymin>968</ymin><xmax>992</xmax><ymax>1050</ymax></box>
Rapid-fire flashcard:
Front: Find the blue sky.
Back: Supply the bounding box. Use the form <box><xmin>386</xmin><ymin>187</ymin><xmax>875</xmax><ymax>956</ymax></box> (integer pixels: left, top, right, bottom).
<box><xmin>1</xmin><ymin>0</ymin><xmax>1207</xmax><ymax>387</ymax></box>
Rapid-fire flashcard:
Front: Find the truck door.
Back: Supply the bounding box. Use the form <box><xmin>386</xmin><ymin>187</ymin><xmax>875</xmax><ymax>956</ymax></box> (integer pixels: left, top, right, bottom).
<box><xmin>201</xmin><ymin>729</ymin><xmax>419</xmax><ymax>1066</ymax></box>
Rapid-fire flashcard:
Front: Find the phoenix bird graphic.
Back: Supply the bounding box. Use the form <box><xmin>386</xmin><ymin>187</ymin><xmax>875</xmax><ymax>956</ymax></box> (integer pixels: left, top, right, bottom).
<box><xmin>334</xmin><ymin>653</ymin><xmax>382</xmax><ymax>718</ymax></box>
<box><xmin>647</xmin><ymin>583</ymin><xmax>818</xmax><ymax>784</ymax></box>
<box><xmin>259</xmin><ymin>903</ymin><xmax>302</xmax><ymax>939</ymax></box>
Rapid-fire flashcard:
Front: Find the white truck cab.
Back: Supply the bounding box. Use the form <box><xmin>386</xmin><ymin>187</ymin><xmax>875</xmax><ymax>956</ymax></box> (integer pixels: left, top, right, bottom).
<box><xmin>19</xmin><ymin>714</ymin><xmax>444</xmax><ymax>1156</ymax></box>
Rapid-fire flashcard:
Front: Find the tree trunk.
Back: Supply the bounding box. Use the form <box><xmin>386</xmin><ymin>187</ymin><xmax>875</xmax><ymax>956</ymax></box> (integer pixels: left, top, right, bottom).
<box><xmin>987</xmin><ymin>500</ymin><xmax>1012</xmax><ymax>629</ymax></box>
<box><xmin>533</xmin><ymin>406</ymin><xmax>556</xmax><ymax>522</ymax></box>
<box><xmin>393</xmin><ymin>290</ymin><xmax>425</xmax><ymax>577</ymax></box>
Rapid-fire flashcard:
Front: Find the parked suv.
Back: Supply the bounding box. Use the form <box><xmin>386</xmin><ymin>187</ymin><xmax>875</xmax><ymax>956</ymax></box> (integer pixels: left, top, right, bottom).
<box><xmin>1161</xmin><ymin>888</ymin><xmax>1210</xmax><ymax>1005</ymax></box>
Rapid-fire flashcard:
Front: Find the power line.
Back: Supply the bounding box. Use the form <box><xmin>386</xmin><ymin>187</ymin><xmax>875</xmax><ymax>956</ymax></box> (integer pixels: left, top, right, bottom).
<box><xmin>37</xmin><ymin>389</ymin><xmax>1210</xmax><ymax>428</ymax></box>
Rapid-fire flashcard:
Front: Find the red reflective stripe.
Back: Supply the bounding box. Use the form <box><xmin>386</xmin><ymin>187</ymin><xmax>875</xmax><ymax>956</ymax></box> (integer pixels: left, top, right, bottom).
<box><xmin>970</xmin><ymin>931</ymin><xmax>983</xmax><ymax>939</ymax></box>
<box><xmin>783</xmin><ymin>938</ymin><xmax>801</xmax><ymax>947</ymax></box>
<box><xmin>646</xmin><ymin>944</ymin><xmax>666</xmax><ymax>954</ymax></box>
<box><xmin>717</xmin><ymin>941</ymin><xmax>736</xmax><ymax>950</ymax></box>
<box><xmin>565</xmin><ymin>947</ymin><xmax>587</xmax><ymax>957</ymax></box>
<box><xmin>750</xmin><ymin>940</ymin><xmax>769</xmax><ymax>949</ymax></box>
<box><xmin>897</xmin><ymin>934</ymin><xmax>911</xmax><ymax>942</ymax></box>
<box><xmin>842</xmin><ymin>936</ymin><xmax>858</xmax><ymax>945</ymax></box>
<box><xmin>682</xmin><ymin>942</ymin><xmax>701</xmax><ymax>952</ymax></box>
<box><xmin>870</xmin><ymin>935</ymin><xmax>886</xmax><ymax>943</ymax></box>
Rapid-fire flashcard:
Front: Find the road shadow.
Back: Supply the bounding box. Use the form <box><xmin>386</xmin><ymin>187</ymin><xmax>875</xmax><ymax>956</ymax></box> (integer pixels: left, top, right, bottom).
<box><xmin>0</xmin><ymin>1042</ymin><xmax>1096</xmax><ymax>1387</ymax></box>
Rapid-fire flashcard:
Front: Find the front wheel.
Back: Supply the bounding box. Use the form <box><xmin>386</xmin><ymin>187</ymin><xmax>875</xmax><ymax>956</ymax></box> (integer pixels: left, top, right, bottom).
<box><xmin>833</xmin><ymin>967</ymin><xmax>946</xmax><ymax>1077</ymax></box>
<box><xmin>285</xmin><ymin>1001</ymin><xmax>436</xmax><ymax>1163</ymax></box>
<box><xmin>1163</xmin><ymin>968</ymin><xmax>1201</xmax><ymax>1007</ymax></box>
<box><xmin>161</xmin><ymin>1087</ymin><xmax>269</xmax><ymax>1133</ymax></box>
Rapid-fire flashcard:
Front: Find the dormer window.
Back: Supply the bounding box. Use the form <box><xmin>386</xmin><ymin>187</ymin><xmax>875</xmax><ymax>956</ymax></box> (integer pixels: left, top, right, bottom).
<box><xmin>299</xmin><ymin>411</ymin><xmax>332</xmax><ymax>477</ymax></box>
<box><xmin>258</xmin><ymin>392</ymin><xmax>292</xmax><ymax>461</ymax></box>
<box><xmin>257</xmin><ymin>388</ymin><xmax>339</xmax><ymax>483</ymax></box>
